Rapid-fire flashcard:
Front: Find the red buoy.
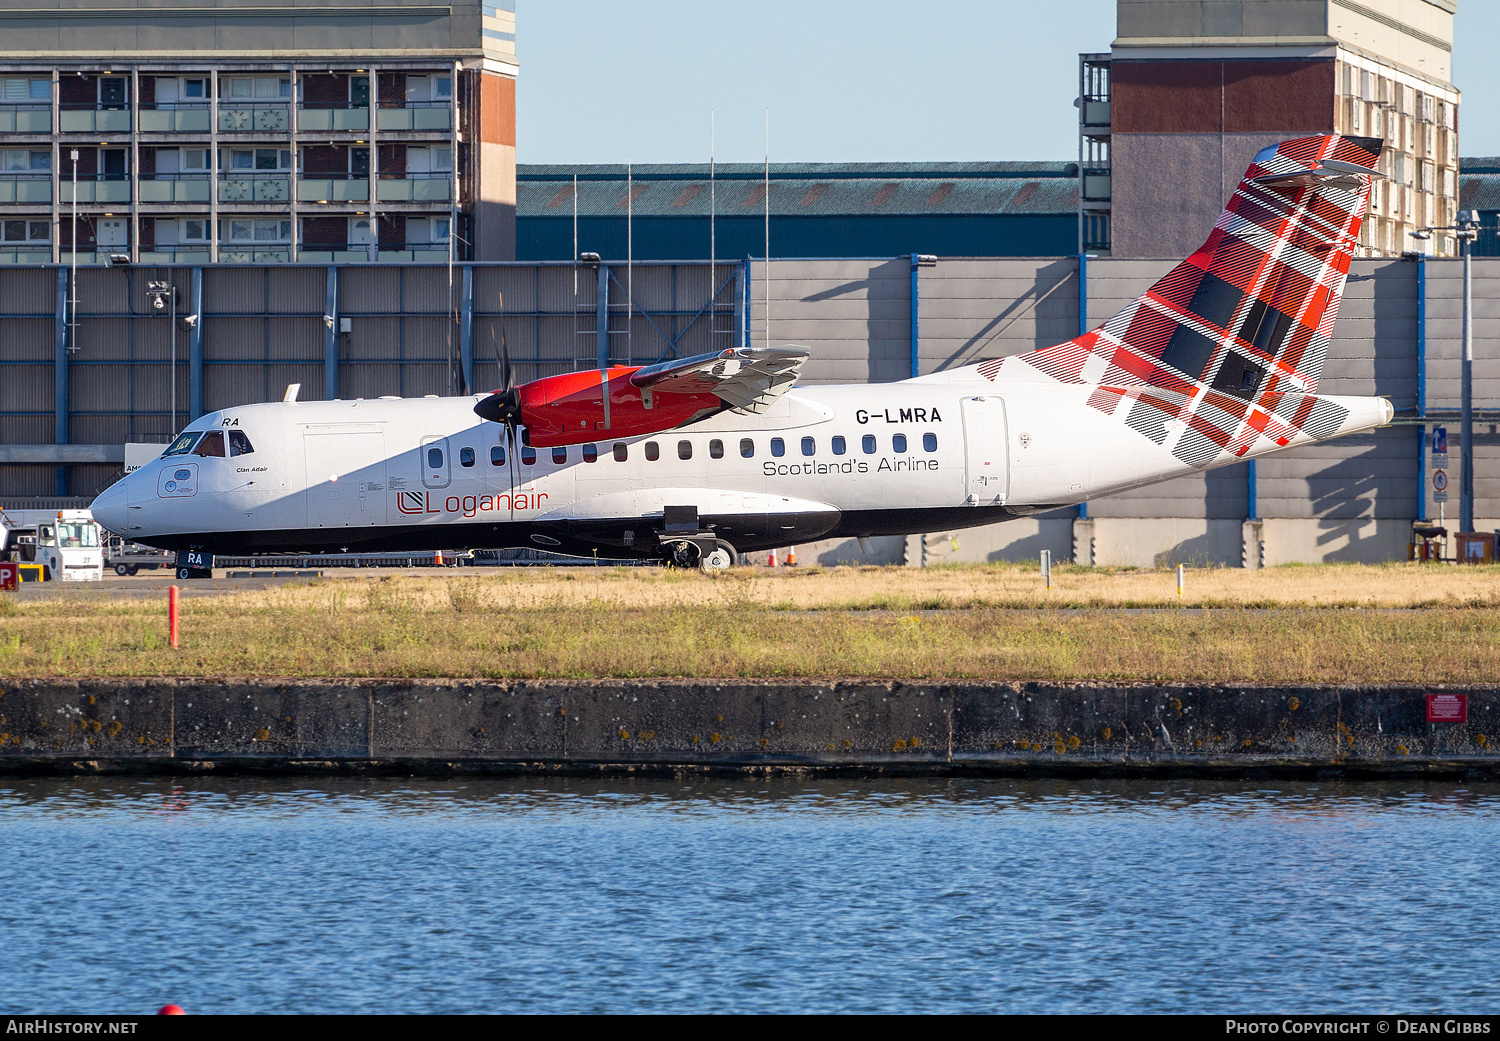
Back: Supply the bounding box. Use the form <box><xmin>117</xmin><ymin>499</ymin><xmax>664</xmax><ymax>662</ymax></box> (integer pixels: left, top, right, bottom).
<box><xmin>157</xmin><ymin>1004</ymin><xmax>185</xmax><ymax>1015</ymax></box>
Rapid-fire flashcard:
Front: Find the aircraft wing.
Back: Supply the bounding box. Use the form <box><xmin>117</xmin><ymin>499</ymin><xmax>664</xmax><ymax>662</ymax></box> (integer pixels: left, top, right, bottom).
<box><xmin>629</xmin><ymin>345</ymin><xmax>810</xmax><ymax>414</ymax></box>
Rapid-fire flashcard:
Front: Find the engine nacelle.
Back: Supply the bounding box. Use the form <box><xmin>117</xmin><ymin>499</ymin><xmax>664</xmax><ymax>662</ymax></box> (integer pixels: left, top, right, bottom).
<box><xmin>503</xmin><ymin>366</ymin><xmax>723</xmax><ymax>448</ymax></box>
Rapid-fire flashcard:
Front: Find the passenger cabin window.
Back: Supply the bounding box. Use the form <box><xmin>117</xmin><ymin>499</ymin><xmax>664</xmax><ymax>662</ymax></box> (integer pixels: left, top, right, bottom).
<box><xmin>923</xmin><ymin>432</ymin><xmax>937</xmax><ymax>452</ymax></box>
<box><xmin>490</xmin><ymin>445</ymin><xmax>506</xmax><ymax>466</ymax></box>
<box><xmin>227</xmin><ymin>430</ymin><xmax>254</xmax><ymax>457</ymax></box>
<box><xmin>583</xmin><ymin>443</ymin><xmax>597</xmax><ymax>463</ymax></box>
<box><xmin>709</xmin><ymin>439</ymin><xmax>724</xmax><ymax>459</ymax></box>
<box><xmin>192</xmin><ymin>431</ymin><xmax>225</xmax><ymax>457</ymax></box>
<box><xmin>801</xmin><ymin>436</ymin><xmax>815</xmax><ymax>457</ymax></box>
<box><xmin>645</xmin><ymin>441</ymin><xmax>660</xmax><ymax>462</ymax></box>
<box><xmin>678</xmin><ymin>440</ymin><xmax>692</xmax><ymax>460</ymax></box>
<box><xmin>862</xmin><ymin>434</ymin><xmax>876</xmax><ymax>454</ymax></box>
<box><xmin>460</xmin><ymin>447</ymin><xmax>475</xmax><ymax>467</ymax></box>
<box><xmin>771</xmin><ymin>437</ymin><xmax>785</xmax><ymax>458</ymax></box>
<box><xmin>613</xmin><ymin>442</ymin><xmax>628</xmax><ymax>462</ymax></box>
<box><xmin>552</xmin><ymin>446</ymin><xmax>567</xmax><ymax>464</ymax></box>
<box><xmin>740</xmin><ymin>438</ymin><xmax>754</xmax><ymax>458</ymax></box>
<box><xmin>521</xmin><ymin>445</ymin><xmax>536</xmax><ymax>466</ymax></box>
<box><xmin>162</xmin><ymin>431</ymin><xmax>201</xmax><ymax>456</ymax></box>
<box><xmin>426</xmin><ymin>446</ymin><xmax>443</xmax><ymax>469</ymax></box>
<box><xmin>893</xmin><ymin>433</ymin><xmax>907</xmax><ymax>453</ymax></box>
<box><xmin>832</xmin><ymin>435</ymin><xmax>846</xmax><ymax>455</ymax></box>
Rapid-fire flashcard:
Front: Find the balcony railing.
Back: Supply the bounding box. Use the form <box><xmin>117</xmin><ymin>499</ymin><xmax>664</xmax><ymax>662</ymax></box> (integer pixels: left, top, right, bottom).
<box><xmin>59</xmin><ymin>106</ymin><xmax>131</xmax><ymax>133</ymax></box>
<box><xmin>377</xmin><ymin>246</ymin><xmax>452</xmax><ymax>263</ymax></box>
<box><xmin>218</xmin><ymin>102</ymin><xmax>291</xmax><ymax>133</ymax></box>
<box><xmin>298</xmin><ymin>175</ymin><xmax>369</xmax><ymax>202</ymax></box>
<box><xmin>376</xmin><ymin>174</ymin><xmax>452</xmax><ymax>202</ymax></box>
<box><xmin>218</xmin><ymin>172</ymin><xmax>291</xmax><ymax>203</ymax></box>
<box><xmin>139</xmin><ymin>174</ymin><xmax>212</xmax><ymax>204</ymax></box>
<box><xmin>138</xmin><ymin>104</ymin><xmax>213</xmax><ymax>134</ymax></box>
<box><xmin>0</xmin><ymin>175</ymin><xmax>53</xmax><ymax>205</ymax></box>
<box><xmin>0</xmin><ymin>104</ymin><xmax>51</xmax><ymax>133</ymax></box>
<box><xmin>375</xmin><ymin>103</ymin><xmax>452</xmax><ymax>132</ymax></box>
<box><xmin>60</xmin><ymin>180</ymin><xmax>132</xmax><ymax>204</ymax></box>
<box><xmin>139</xmin><ymin>246</ymin><xmax>212</xmax><ymax>264</ymax></box>
<box><xmin>298</xmin><ymin>105</ymin><xmax>370</xmax><ymax>132</ymax></box>
<box><xmin>298</xmin><ymin>242</ymin><xmax>376</xmax><ymax>263</ymax></box>
<box><xmin>218</xmin><ymin>246</ymin><xmax>292</xmax><ymax>263</ymax></box>
<box><xmin>0</xmin><ymin>246</ymin><xmax>52</xmax><ymax>264</ymax></box>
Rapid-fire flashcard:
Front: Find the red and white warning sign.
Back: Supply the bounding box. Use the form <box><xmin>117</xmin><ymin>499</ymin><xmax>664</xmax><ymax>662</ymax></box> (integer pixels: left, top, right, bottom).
<box><xmin>1426</xmin><ymin>694</ymin><xmax>1468</xmax><ymax>723</ymax></box>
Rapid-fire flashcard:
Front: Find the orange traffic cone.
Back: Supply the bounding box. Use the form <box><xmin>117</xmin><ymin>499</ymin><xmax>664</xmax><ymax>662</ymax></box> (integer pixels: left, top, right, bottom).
<box><xmin>768</xmin><ymin>548</ymin><xmax>778</xmax><ymax>567</ymax></box>
<box><xmin>786</xmin><ymin>546</ymin><xmax>797</xmax><ymax>567</ymax></box>
<box><xmin>434</xmin><ymin>549</ymin><xmax>444</xmax><ymax>567</ymax></box>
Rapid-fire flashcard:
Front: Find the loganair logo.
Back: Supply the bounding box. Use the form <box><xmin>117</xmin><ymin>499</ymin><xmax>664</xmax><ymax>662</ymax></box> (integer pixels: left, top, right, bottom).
<box><xmin>396</xmin><ymin>490</ymin><xmax>549</xmax><ymax>518</ymax></box>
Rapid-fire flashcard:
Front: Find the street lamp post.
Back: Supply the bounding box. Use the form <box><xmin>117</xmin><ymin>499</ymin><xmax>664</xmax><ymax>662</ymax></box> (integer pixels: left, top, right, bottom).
<box><xmin>1411</xmin><ymin>210</ymin><xmax>1482</xmax><ymax>534</ymax></box>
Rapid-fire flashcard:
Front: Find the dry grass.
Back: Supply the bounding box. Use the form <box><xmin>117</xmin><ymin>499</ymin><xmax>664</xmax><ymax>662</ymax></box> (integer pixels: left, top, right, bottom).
<box><xmin>1</xmin><ymin>562</ymin><xmax>1498</xmax><ymax>682</ymax></box>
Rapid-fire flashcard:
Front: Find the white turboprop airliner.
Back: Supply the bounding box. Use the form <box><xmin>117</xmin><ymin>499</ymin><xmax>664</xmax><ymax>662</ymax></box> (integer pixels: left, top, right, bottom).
<box><xmin>92</xmin><ymin>134</ymin><xmax>1395</xmax><ymax>571</ymax></box>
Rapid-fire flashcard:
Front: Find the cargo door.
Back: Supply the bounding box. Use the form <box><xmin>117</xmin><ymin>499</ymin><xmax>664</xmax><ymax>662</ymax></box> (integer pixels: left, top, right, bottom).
<box><xmin>961</xmin><ymin>396</ymin><xmax>1008</xmax><ymax>505</ymax></box>
<box><xmin>305</xmin><ymin>429</ymin><xmax>388</xmax><ymax>529</ymax></box>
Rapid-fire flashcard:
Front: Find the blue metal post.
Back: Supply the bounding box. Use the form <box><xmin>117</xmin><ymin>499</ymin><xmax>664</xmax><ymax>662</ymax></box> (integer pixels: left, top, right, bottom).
<box><xmin>1247</xmin><ymin>460</ymin><xmax>1258</xmax><ymax>521</ymax></box>
<box><xmin>460</xmin><ymin>264</ymin><xmax>474</xmax><ymax>393</ymax></box>
<box><xmin>910</xmin><ymin>253</ymin><xmax>921</xmax><ymax>379</ymax></box>
<box><xmin>54</xmin><ymin>267</ymin><xmax>68</xmax><ymax>496</ymax></box>
<box><xmin>596</xmin><ymin>263</ymin><xmax>610</xmax><ymax>369</ymax></box>
<box><xmin>733</xmin><ymin>262</ymin><xmax>746</xmax><ymax>349</ymax></box>
<box><xmin>1415</xmin><ymin>255</ymin><xmax>1427</xmax><ymax>522</ymax></box>
<box><xmin>741</xmin><ymin>259</ymin><xmax>751</xmax><ymax>348</ymax></box>
<box><xmin>1077</xmin><ymin>252</ymin><xmax>1089</xmax><ymax>520</ymax></box>
<box><xmin>1078</xmin><ymin>251</ymin><xmax>1088</xmax><ymax>336</ymax></box>
<box><xmin>189</xmin><ymin>266</ymin><xmax>204</xmax><ymax>419</ymax></box>
<box><xmin>323</xmin><ymin>266</ymin><xmax>339</xmax><ymax>401</ymax></box>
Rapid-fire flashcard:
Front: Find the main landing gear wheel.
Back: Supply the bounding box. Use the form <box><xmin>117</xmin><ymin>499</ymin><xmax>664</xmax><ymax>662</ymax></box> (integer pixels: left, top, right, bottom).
<box><xmin>700</xmin><ymin>543</ymin><xmax>735</xmax><ymax>573</ymax></box>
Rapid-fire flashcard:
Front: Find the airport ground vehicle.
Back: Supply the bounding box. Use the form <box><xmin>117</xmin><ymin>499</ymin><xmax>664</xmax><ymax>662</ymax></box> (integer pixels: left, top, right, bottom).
<box><xmin>93</xmin><ymin>135</ymin><xmax>1394</xmax><ymax>573</ymax></box>
<box><xmin>104</xmin><ymin>536</ymin><xmax>175</xmax><ymax>576</ymax></box>
<box><xmin>0</xmin><ymin>509</ymin><xmax>104</xmax><ymax>581</ymax></box>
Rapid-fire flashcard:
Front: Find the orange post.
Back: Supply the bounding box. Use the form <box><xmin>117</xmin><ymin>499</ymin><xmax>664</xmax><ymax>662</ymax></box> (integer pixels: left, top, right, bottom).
<box><xmin>169</xmin><ymin>584</ymin><xmax>179</xmax><ymax>649</ymax></box>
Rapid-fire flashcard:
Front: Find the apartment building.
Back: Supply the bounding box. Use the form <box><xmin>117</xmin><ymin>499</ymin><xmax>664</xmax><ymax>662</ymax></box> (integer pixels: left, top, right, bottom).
<box><xmin>0</xmin><ymin>0</ymin><xmax>518</xmax><ymax>265</ymax></box>
<box><xmin>1082</xmin><ymin>0</ymin><xmax>1460</xmax><ymax>258</ymax></box>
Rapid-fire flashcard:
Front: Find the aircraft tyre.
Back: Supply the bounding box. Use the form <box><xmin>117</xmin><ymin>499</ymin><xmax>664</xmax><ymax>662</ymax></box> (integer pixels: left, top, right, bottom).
<box><xmin>700</xmin><ymin>542</ymin><xmax>735</xmax><ymax>573</ymax></box>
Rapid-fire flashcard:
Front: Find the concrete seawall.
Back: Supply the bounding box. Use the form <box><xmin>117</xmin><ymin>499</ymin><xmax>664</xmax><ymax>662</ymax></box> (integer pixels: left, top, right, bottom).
<box><xmin>0</xmin><ymin>679</ymin><xmax>1496</xmax><ymax>778</ymax></box>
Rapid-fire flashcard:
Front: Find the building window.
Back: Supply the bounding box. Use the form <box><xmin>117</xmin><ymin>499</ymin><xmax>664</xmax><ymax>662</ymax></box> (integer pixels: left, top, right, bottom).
<box><xmin>2</xmin><ymin>79</ymin><xmax>49</xmax><ymax>101</ymax></box>
<box><xmin>2</xmin><ymin>150</ymin><xmax>49</xmax><ymax>172</ymax></box>
<box><xmin>227</xmin><ymin>219</ymin><xmax>291</xmax><ymax>243</ymax></box>
<box><xmin>1</xmin><ymin>221</ymin><xmax>49</xmax><ymax>243</ymax></box>
<box><xmin>228</xmin><ymin>148</ymin><xmax>291</xmax><ymax>171</ymax></box>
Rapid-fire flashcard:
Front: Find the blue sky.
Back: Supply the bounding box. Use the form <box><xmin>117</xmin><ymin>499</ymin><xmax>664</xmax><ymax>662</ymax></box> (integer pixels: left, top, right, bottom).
<box><xmin>517</xmin><ymin>0</ymin><xmax>1499</xmax><ymax>164</ymax></box>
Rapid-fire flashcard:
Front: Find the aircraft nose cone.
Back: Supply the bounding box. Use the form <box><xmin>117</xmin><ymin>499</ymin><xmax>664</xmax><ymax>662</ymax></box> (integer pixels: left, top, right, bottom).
<box><xmin>90</xmin><ymin>479</ymin><xmax>131</xmax><ymax>535</ymax></box>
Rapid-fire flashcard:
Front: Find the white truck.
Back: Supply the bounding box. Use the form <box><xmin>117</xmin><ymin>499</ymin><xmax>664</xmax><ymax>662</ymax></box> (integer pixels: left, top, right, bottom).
<box><xmin>0</xmin><ymin>508</ymin><xmax>105</xmax><ymax>581</ymax></box>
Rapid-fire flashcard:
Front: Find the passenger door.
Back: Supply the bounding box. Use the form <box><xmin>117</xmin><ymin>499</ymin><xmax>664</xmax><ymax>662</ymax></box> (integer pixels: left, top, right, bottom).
<box><xmin>961</xmin><ymin>396</ymin><xmax>1008</xmax><ymax>506</ymax></box>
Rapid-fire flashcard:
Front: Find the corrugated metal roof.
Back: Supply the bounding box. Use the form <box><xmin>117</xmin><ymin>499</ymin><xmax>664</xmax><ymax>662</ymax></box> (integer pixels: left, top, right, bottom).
<box><xmin>518</xmin><ymin>162</ymin><xmax>1079</xmax><ymax>219</ymax></box>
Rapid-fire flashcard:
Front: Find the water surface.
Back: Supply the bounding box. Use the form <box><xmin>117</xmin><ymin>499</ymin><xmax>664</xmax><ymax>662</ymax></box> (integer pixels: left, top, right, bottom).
<box><xmin>1</xmin><ymin>777</ymin><xmax>1495</xmax><ymax>1014</ymax></box>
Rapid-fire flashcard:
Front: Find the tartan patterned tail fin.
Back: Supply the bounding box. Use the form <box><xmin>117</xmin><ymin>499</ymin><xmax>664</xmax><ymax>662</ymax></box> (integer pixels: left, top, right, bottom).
<box><xmin>1022</xmin><ymin>134</ymin><xmax>1381</xmax><ymax>400</ymax></box>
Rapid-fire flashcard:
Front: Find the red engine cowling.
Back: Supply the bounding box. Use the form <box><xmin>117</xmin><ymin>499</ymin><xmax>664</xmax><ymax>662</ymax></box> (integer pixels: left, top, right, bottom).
<box><xmin>504</xmin><ymin>366</ymin><xmax>723</xmax><ymax>448</ymax></box>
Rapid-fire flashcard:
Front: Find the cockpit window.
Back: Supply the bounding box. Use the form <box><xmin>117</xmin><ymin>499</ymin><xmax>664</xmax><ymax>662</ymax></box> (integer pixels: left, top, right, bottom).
<box><xmin>228</xmin><ymin>430</ymin><xmax>254</xmax><ymax>457</ymax></box>
<box><xmin>192</xmin><ymin>431</ymin><xmax>226</xmax><ymax>457</ymax></box>
<box><xmin>162</xmin><ymin>431</ymin><xmax>202</xmax><ymax>456</ymax></box>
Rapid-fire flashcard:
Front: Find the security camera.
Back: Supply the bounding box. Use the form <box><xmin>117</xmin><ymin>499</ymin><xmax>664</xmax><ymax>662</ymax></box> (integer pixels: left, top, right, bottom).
<box><xmin>324</xmin><ymin>314</ymin><xmax>335</xmax><ymax>330</ymax></box>
<box><xmin>183</xmin><ymin>314</ymin><xmax>200</xmax><ymax>329</ymax></box>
